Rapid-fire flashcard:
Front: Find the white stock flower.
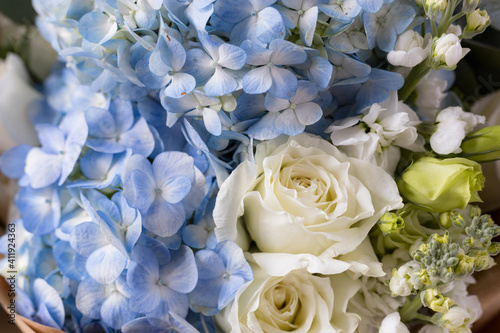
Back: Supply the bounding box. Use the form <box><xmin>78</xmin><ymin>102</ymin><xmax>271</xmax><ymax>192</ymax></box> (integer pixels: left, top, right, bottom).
<box><xmin>430</xmin><ymin>106</ymin><xmax>485</xmax><ymax>155</ymax></box>
<box><xmin>379</xmin><ymin>312</ymin><xmax>410</xmax><ymax>333</ymax></box>
<box><xmin>430</xmin><ymin>33</ymin><xmax>470</xmax><ymax>70</ymax></box>
<box><xmin>328</xmin><ymin>92</ymin><xmax>424</xmax><ymax>175</ymax></box>
<box><xmin>213</xmin><ymin>133</ymin><xmax>403</xmax><ymax>276</ymax></box>
<box><xmin>387</xmin><ymin>30</ymin><xmax>431</xmax><ymax>67</ymax></box>
<box><xmin>414</xmin><ymin>71</ymin><xmax>449</xmax><ymax>120</ymax></box>
<box><xmin>217</xmin><ymin>259</ymin><xmax>362</xmax><ymax>333</ymax></box>
<box><xmin>0</xmin><ymin>53</ymin><xmax>41</xmax><ymax>153</ymax></box>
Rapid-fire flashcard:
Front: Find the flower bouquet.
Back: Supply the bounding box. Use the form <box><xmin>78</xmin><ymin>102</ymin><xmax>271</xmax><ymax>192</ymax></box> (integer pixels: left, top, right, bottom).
<box><xmin>1</xmin><ymin>0</ymin><xmax>500</xmax><ymax>332</ymax></box>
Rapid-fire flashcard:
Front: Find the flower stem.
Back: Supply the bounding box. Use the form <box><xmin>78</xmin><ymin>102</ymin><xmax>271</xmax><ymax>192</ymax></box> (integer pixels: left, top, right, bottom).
<box><xmin>398</xmin><ymin>62</ymin><xmax>431</xmax><ymax>102</ymax></box>
<box><xmin>399</xmin><ymin>294</ymin><xmax>423</xmax><ymax>322</ymax></box>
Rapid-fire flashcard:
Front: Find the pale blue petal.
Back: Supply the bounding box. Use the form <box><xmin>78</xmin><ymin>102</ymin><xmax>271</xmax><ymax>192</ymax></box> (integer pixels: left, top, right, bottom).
<box><xmin>215</xmin><ymin>241</ymin><xmax>253</xmax><ymax>280</ymax></box>
<box><xmin>143</xmin><ymin>199</ymin><xmax>185</xmax><ymax>237</ymax></box>
<box><xmin>195</xmin><ymin>249</ymin><xmax>225</xmax><ymax>279</ymax></box>
<box><xmin>35</xmin><ymin>124</ymin><xmax>65</xmax><ymax>154</ymax></box>
<box><xmin>299</xmin><ymin>6</ymin><xmax>318</xmax><ymax>47</ymax></box>
<box><xmin>269</xmin><ymin>66</ymin><xmax>298</xmax><ymax>99</ymax></box>
<box><xmin>213</xmin><ymin>0</ymin><xmax>253</xmax><ymax>24</ymax></box>
<box><xmin>153</xmin><ymin>151</ymin><xmax>195</xmax><ymax>187</ymax></box>
<box><xmin>80</xmin><ymin>150</ymin><xmax>113</xmax><ymax>180</ymax></box>
<box><xmin>240</xmin><ymin>40</ymin><xmax>272</xmax><ymax>66</ymax></box>
<box><xmin>122</xmin><ymin>318</ymin><xmax>165</xmax><ymax>333</ymax></box>
<box><xmin>16</xmin><ymin>186</ymin><xmax>60</xmax><ymax>235</ymax></box>
<box><xmin>123</xmin><ymin>169</ymin><xmax>156</xmax><ymax>210</ymax></box>
<box><xmin>218</xmin><ymin>275</ymin><xmax>245</xmax><ymax>309</ymax></box>
<box><xmin>70</xmin><ymin>222</ymin><xmax>108</xmax><ymax>257</ymax></box>
<box><xmin>123</xmin><ymin>153</ymin><xmax>154</xmax><ymax>185</ymax></box>
<box><xmin>204</xmin><ymin>67</ymin><xmax>238</xmax><ymax>97</ymax></box>
<box><xmin>185</xmin><ymin>48</ymin><xmax>215</xmax><ymax>85</ymax></box>
<box><xmin>78</xmin><ymin>11</ymin><xmax>117</xmax><ymax>44</ymax></box>
<box><xmin>276</xmin><ymin>108</ymin><xmax>304</xmax><ymax>135</ymax></box>
<box><xmin>101</xmin><ymin>291</ymin><xmax>136</xmax><ymax>329</ymax></box>
<box><xmin>162</xmin><ymin>176</ymin><xmax>192</xmax><ymax>204</ymax></box>
<box><xmin>182</xmin><ymin>224</ymin><xmax>209</xmax><ymax>249</ymax></box>
<box><xmin>217</xmin><ymin>43</ymin><xmax>247</xmax><ymax>70</ymax></box>
<box><xmin>160</xmin><ymin>245</ymin><xmax>197</xmax><ymax>293</ymax></box>
<box><xmin>118</xmin><ymin>117</ymin><xmax>155</xmax><ymax>156</ymax></box>
<box><xmin>307</xmin><ymin>56</ymin><xmax>333</xmax><ymax>89</ymax></box>
<box><xmin>85</xmin><ymin>107</ymin><xmax>116</xmax><ymax>139</ymax></box>
<box><xmin>138</xmin><ymin>97</ymin><xmax>167</xmax><ymax>127</ymax></box>
<box><xmin>254</xmin><ymin>7</ymin><xmax>286</xmax><ymax>44</ymax></box>
<box><xmin>25</xmin><ymin>149</ymin><xmax>62</xmax><ymax>189</ymax></box>
<box><xmin>164</xmin><ymin>73</ymin><xmax>196</xmax><ymax>99</ymax></box>
<box><xmin>293</xmin><ymin>80</ymin><xmax>318</xmax><ymax>103</ymax></box>
<box><xmin>264</xmin><ymin>94</ymin><xmax>290</xmax><ymax>112</ymax></box>
<box><xmin>203</xmin><ymin>107</ymin><xmax>222</xmax><ymax>136</ymax></box>
<box><xmin>33</xmin><ymin>279</ymin><xmax>64</xmax><ymax>329</ymax></box>
<box><xmin>161</xmin><ymin>93</ymin><xmax>200</xmax><ymax>113</ymax></box>
<box><xmin>110</xmin><ymin>98</ymin><xmax>134</xmax><ymax>133</ymax></box>
<box><xmin>53</xmin><ymin>240</ymin><xmax>82</xmax><ymax>281</ymax></box>
<box><xmin>136</xmin><ymin>53</ymin><xmax>172</xmax><ymax>89</ymax></box>
<box><xmin>269</xmin><ymin>39</ymin><xmax>307</xmax><ymax>65</ymax></box>
<box><xmin>242</xmin><ymin>66</ymin><xmax>272</xmax><ymax>95</ymax></box>
<box><xmin>357</xmin><ymin>0</ymin><xmax>384</xmax><ymax>12</ymax></box>
<box><xmin>0</xmin><ymin>144</ymin><xmax>31</xmax><ymax>179</ymax></box>
<box><xmin>294</xmin><ymin>102</ymin><xmax>323</xmax><ymax>125</ymax></box>
<box><xmin>75</xmin><ymin>278</ymin><xmax>105</xmax><ymax>319</ymax></box>
<box><xmin>247</xmin><ymin>112</ymin><xmax>281</xmax><ymax>140</ymax></box>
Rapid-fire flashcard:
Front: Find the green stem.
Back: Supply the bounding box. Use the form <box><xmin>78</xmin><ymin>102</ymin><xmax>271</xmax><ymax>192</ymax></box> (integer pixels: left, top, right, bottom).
<box><xmin>398</xmin><ymin>61</ymin><xmax>431</xmax><ymax>102</ymax></box>
<box><xmin>414</xmin><ymin>314</ymin><xmax>434</xmax><ymax>323</ymax></box>
<box><xmin>400</xmin><ymin>294</ymin><xmax>423</xmax><ymax>322</ymax></box>
<box><xmin>437</xmin><ymin>1</ymin><xmax>459</xmax><ymax>36</ymax></box>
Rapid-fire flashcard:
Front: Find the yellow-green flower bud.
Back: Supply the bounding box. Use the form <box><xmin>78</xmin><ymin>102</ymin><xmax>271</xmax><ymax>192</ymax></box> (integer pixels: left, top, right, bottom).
<box><xmin>440</xmin><ymin>212</ymin><xmax>454</xmax><ymax>228</ymax></box>
<box><xmin>378</xmin><ymin>212</ymin><xmax>405</xmax><ymax>235</ymax></box>
<box><xmin>424</xmin><ymin>0</ymin><xmax>447</xmax><ymax>20</ymax></box>
<box><xmin>455</xmin><ymin>253</ymin><xmax>475</xmax><ymax>276</ymax></box>
<box><xmin>461</xmin><ymin>126</ymin><xmax>500</xmax><ymax>162</ymax></box>
<box><xmin>462</xmin><ymin>0</ymin><xmax>481</xmax><ymax>14</ymax></box>
<box><xmin>398</xmin><ymin>157</ymin><xmax>485</xmax><ymax>213</ymax></box>
<box><xmin>421</xmin><ymin>288</ymin><xmax>454</xmax><ymax>313</ymax></box>
<box><xmin>464</xmin><ymin>9</ymin><xmax>491</xmax><ymax>39</ymax></box>
<box><xmin>433</xmin><ymin>232</ymin><xmax>450</xmax><ymax>245</ymax></box>
<box><xmin>435</xmin><ymin>306</ymin><xmax>471</xmax><ymax>331</ymax></box>
<box><xmin>472</xmin><ymin>250</ymin><xmax>494</xmax><ymax>270</ymax></box>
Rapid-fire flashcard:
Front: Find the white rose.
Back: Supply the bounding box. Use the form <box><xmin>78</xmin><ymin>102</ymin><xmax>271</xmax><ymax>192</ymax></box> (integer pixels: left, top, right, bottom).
<box><xmin>214</xmin><ymin>134</ymin><xmax>403</xmax><ymax>275</ymax></box>
<box><xmin>0</xmin><ymin>53</ymin><xmax>41</xmax><ymax>153</ymax></box>
<box><xmin>217</xmin><ymin>258</ymin><xmax>362</xmax><ymax>333</ymax></box>
<box><xmin>429</xmin><ymin>33</ymin><xmax>470</xmax><ymax>70</ymax></box>
<box><xmin>387</xmin><ymin>30</ymin><xmax>431</xmax><ymax>68</ymax></box>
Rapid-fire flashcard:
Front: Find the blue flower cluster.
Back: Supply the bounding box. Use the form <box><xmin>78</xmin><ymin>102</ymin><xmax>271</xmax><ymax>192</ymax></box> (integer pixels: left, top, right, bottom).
<box><xmin>0</xmin><ymin>0</ymin><xmax>429</xmax><ymax>331</ymax></box>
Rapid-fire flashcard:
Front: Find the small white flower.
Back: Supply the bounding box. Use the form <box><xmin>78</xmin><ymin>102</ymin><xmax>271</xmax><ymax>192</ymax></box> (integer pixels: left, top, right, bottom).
<box><xmin>414</xmin><ymin>71</ymin><xmax>449</xmax><ymax>120</ymax></box>
<box><xmin>379</xmin><ymin>312</ymin><xmax>410</xmax><ymax>333</ymax></box>
<box><xmin>328</xmin><ymin>92</ymin><xmax>424</xmax><ymax>175</ymax></box>
<box><xmin>430</xmin><ymin>33</ymin><xmax>470</xmax><ymax>70</ymax></box>
<box><xmin>387</xmin><ymin>30</ymin><xmax>432</xmax><ymax>67</ymax></box>
<box><xmin>430</xmin><ymin>106</ymin><xmax>485</xmax><ymax>155</ymax></box>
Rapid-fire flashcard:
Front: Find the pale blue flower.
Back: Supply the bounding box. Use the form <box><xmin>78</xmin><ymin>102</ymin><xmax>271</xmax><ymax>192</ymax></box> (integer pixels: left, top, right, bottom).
<box><xmin>212</xmin><ymin>0</ymin><xmax>285</xmax><ymax>46</ymax></box>
<box><xmin>185</xmin><ymin>32</ymin><xmax>247</xmax><ymax>97</ymax></box>
<box><xmin>25</xmin><ymin>112</ymin><xmax>88</xmax><ymax>189</ymax></box>
<box><xmin>15</xmin><ymin>186</ymin><xmax>60</xmax><ymax>235</ymax></box>
<box><xmin>189</xmin><ymin>241</ymin><xmax>252</xmax><ymax>315</ymax></box>
<box><xmin>364</xmin><ymin>1</ymin><xmax>415</xmax><ymax>52</ymax></box>
<box><xmin>126</xmin><ymin>244</ymin><xmax>198</xmax><ymax>320</ymax></box>
<box><xmin>85</xmin><ymin>98</ymin><xmax>155</xmax><ymax>157</ymax></box>
<box><xmin>123</xmin><ymin>151</ymin><xmax>206</xmax><ymax>237</ymax></box>
<box><xmin>241</xmin><ymin>39</ymin><xmax>307</xmax><ymax>99</ymax></box>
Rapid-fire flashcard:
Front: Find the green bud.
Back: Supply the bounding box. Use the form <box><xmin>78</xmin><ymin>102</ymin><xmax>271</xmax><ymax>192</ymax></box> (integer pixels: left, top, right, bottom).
<box><xmin>463</xmin><ymin>9</ymin><xmax>491</xmax><ymax>39</ymax></box>
<box><xmin>455</xmin><ymin>253</ymin><xmax>475</xmax><ymax>276</ymax></box>
<box><xmin>422</xmin><ymin>288</ymin><xmax>454</xmax><ymax>313</ymax></box>
<box><xmin>440</xmin><ymin>212</ymin><xmax>454</xmax><ymax>228</ymax></box>
<box><xmin>433</xmin><ymin>231</ymin><xmax>450</xmax><ymax>245</ymax></box>
<box><xmin>461</xmin><ymin>126</ymin><xmax>500</xmax><ymax>162</ymax></box>
<box><xmin>398</xmin><ymin>157</ymin><xmax>485</xmax><ymax>213</ymax></box>
<box><xmin>471</xmin><ymin>250</ymin><xmax>494</xmax><ymax>270</ymax></box>
<box><xmin>462</xmin><ymin>0</ymin><xmax>481</xmax><ymax>14</ymax></box>
<box><xmin>488</xmin><ymin>243</ymin><xmax>500</xmax><ymax>255</ymax></box>
<box><xmin>378</xmin><ymin>212</ymin><xmax>405</xmax><ymax>235</ymax></box>
<box><xmin>424</xmin><ymin>0</ymin><xmax>447</xmax><ymax>20</ymax></box>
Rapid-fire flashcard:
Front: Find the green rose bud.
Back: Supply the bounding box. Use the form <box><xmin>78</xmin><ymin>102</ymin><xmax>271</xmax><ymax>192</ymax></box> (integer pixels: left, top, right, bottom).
<box><xmin>461</xmin><ymin>126</ymin><xmax>500</xmax><ymax>162</ymax></box>
<box><xmin>398</xmin><ymin>157</ymin><xmax>484</xmax><ymax>213</ymax></box>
